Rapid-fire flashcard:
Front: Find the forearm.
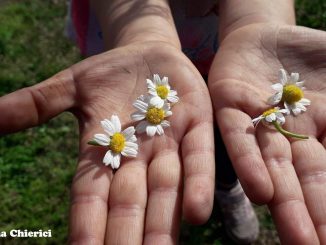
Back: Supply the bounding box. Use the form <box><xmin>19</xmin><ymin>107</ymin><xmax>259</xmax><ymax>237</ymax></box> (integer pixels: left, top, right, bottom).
<box><xmin>218</xmin><ymin>0</ymin><xmax>296</xmax><ymax>41</ymax></box>
<box><xmin>90</xmin><ymin>0</ymin><xmax>180</xmax><ymax>50</ymax></box>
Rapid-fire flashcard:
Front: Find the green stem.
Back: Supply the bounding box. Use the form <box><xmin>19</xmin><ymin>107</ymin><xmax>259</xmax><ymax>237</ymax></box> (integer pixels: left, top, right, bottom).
<box><xmin>272</xmin><ymin>121</ymin><xmax>308</xmax><ymax>139</ymax></box>
<box><xmin>87</xmin><ymin>140</ymin><xmax>101</xmax><ymax>146</ymax></box>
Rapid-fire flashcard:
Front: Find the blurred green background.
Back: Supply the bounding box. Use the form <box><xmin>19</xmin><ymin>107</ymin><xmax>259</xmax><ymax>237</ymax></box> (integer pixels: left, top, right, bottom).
<box><xmin>0</xmin><ymin>0</ymin><xmax>325</xmax><ymax>244</ymax></box>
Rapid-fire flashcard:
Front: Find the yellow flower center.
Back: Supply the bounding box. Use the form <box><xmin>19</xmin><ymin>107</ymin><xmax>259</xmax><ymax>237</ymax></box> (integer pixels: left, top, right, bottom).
<box><xmin>146</xmin><ymin>107</ymin><xmax>165</xmax><ymax>125</ymax></box>
<box><xmin>281</xmin><ymin>84</ymin><xmax>303</xmax><ymax>104</ymax></box>
<box><xmin>109</xmin><ymin>133</ymin><xmax>125</xmax><ymax>153</ymax></box>
<box><xmin>156</xmin><ymin>85</ymin><xmax>169</xmax><ymax>99</ymax></box>
<box><xmin>262</xmin><ymin>108</ymin><xmax>278</xmax><ymax>117</ymax></box>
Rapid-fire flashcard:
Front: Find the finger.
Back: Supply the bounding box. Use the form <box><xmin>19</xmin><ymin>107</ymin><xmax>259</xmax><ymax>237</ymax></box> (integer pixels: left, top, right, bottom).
<box><xmin>105</xmin><ymin>157</ymin><xmax>147</xmax><ymax>244</ymax></box>
<box><xmin>144</xmin><ymin>150</ymin><xmax>182</xmax><ymax>245</ymax></box>
<box><xmin>181</xmin><ymin>120</ymin><xmax>215</xmax><ymax>224</ymax></box>
<box><xmin>318</xmin><ymin>127</ymin><xmax>326</xmax><ymax>150</ymax></box>
<box><xmin>256</xmin><ymin>126</ymin><xmax>318</xmax><ymax>244</ymax></box>
<box><xmin>0</xmin><ymin>69</ymin><xmax>75</xmax><ymax>135</ymax></box>
<box><xmin>216</xmin><ymin>107</ymin><xmax>273</xmax><ymax>204</ymax></box>
<box><xmin>292</xmin><ymin>138</ymin><xmax>326</xmax><ymax>244</ymax></box>
<box><xmin>69</xmin><ymin>130</ymin><xmax>113</xmax><ymax>245</ymax></box>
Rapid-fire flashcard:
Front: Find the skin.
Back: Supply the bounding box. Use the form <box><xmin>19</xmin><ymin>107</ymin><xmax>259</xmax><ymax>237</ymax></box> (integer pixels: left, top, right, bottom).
<box><xmin>1</xmin><ymin>0</ymin><xmax>326</xmax><ymax>244</ymax></box>
<box><xmin>0</xmin><ymin>1</ymin><xmax>215</xmax><ymax>244</ymax></box>
<box><xmin>0</xmin><ymin>14</ymin><xmax>215</xmax><ymax>245</ymax></box>
<box><xmin>209</xmin><ymin>23</ymin><xmax>326</xmax><ymax>245</ymax></box>
<box><xmin>209</xmin><ymin>1</ymin><xmax>326</xmax><ymax>244</ymax></box>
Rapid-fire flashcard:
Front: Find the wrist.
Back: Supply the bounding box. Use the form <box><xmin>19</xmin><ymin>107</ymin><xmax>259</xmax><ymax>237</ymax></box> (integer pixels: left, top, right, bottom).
<box><xmin>90</xmin><ymin>0</ymin><xmax>180</xmax><ymax>50</ymax></box>
<box><xmin>218</xmin><ymin>0</ymin><xmax>296</xmax><ymax>41</ymax></box>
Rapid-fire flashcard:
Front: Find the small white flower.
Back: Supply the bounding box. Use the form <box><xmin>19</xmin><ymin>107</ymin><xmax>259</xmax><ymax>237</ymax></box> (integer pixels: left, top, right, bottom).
<box><xmin>268</xmin><ymin>68</ymin><xmax>310</xmax><ymax>115</ymax></box>
<box><xmin>147</xmin><ymin>74</ymin><xmax>179</xmax><ymax>107</ymax></box>
<box><xmin>131</xmin><ymin>95</ymin><xmax>172</xmax><ymax>137</ymax></box>
<box><xmin>92</xmin><ymin>115</ymin><xmax>138</xmax><ymax>169</ymax></box>
<box><xmin>252</xmin><ymin>107</ymin><xmax>289</xmax><ymax>127</ymax></box>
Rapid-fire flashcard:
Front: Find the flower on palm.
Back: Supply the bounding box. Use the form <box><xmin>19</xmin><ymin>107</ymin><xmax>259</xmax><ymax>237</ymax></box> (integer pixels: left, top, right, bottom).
<box><xmin>252</xmin><ymin>107</ymin><xmax>289</xmax><ymax>127</ymax></box>
<box><xmin>268</xmin><ymin>68</ymin><xmax>310</xmax><ymax>115</ymax></box>
<box><xmin>131</xmin><ymin>95</ymin><xmax>172</xmax><ymax>137</ymax></box>
<box><xmin>91</xmin><ymin>115</ymin><xmax>138</xmax><ymax>169</ymax></box>
<box><xmin>147</xmin><ymin>74</ymin><xmax>179</xmax><ymax>107</ymax></box>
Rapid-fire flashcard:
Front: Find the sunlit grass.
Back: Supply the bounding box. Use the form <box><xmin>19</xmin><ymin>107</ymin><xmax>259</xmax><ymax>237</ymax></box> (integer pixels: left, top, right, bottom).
<box><xmin>0</xmin><ymin>0</ymin><xmax>325</xmax><ymax>244</ymax></box>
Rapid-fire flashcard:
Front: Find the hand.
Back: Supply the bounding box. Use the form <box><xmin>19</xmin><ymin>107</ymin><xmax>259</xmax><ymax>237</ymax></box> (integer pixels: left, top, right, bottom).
<box><xmin>0</xmin><ymin>41</ymin><xmax>215</xmax><ymax>244</ymax></box>
<box><xmin>209</xmin><ymin>24</ymin><xmax>326</xmax><ymax>244</ymax></box>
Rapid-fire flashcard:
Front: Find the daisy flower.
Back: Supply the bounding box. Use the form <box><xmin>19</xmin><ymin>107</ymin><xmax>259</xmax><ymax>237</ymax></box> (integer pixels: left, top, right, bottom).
<box><xmin>252</xmin><ymin>107</ymin><xmax>289</xmax><ymax>127</ymax></box>
<box><xmin>268</xmin><ymin>68</ymin><xmax>310</xmax><ymax>115</ymax></box>
<box><xmin>90</xmin><ymin>115</ymin><xmax>138</xmax><ymax>169</ymax></box>
<box><xmin>147</xmin><ymin>74</ymin><xmax>179</xmax><ymax>107</ymax></box>
<box><xmin>131</xmin><ymin>95</ymin><xmax>172</xmax><ymax>137</ymax></box>
<box><xmin>252</xmin><ymin>107</ymin><xmax>308</xmax><ymax>139</ymax></box>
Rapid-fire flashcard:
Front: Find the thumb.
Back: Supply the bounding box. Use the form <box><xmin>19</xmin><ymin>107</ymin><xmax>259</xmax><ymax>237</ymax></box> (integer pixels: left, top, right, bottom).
<box><xmin>0</xmin><ymin>68</ymin><xmax>76</xmax><ymax>135</ymax></box>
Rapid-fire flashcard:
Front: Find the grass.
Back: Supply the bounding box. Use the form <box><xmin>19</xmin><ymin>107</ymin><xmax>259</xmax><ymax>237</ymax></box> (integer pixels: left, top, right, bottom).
<box><xmin>0</xmin><ymin>1</ymin><xmax>80</xmax><ymax>244</ymax></box>
<box><xmin>296</xmin><ymin>0</ymin><xmax>326</xmax><ymax>30</ymax></box>
<box><xmin>0</xmin><ymin>0</ymin><xmax>325</xmax><ymax>244</ymax></box>
<box><xmin>0</xmin><ymin>115</ymin><xmax>78</xmax><ymax>244</ymax></box>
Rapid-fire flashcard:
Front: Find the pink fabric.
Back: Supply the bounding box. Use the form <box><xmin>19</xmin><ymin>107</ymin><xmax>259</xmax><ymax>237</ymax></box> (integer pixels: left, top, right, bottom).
<box><xmin>67</xmin><ymin>1</ymin><xmax>218</xmax><ymax>75</ymax></box>
<box><xmin>71</xmin><ymin>0</ymin><xmax>89</xmax><ymax>55</ymax></box>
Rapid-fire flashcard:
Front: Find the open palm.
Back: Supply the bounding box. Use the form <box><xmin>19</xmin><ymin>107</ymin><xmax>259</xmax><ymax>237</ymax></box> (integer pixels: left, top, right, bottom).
<box><xmin>0</xmin><ymin>42</ymin><xmax>215</xmax><ymax>244</ymax></box>
<box><xmin>209</xmin><ymin>24</ymin><xmax>326</xmax><ymax>244</ymax></box>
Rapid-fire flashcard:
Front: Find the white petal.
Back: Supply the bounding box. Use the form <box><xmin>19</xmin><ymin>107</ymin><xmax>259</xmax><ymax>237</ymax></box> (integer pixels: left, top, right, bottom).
<box><xmin>162</xmin><ymin>102</ymin><xmax>171</xmax><ymax>111</ymax></box>
<box><xmin>156</xmin><ymin>125</ymin><xmax>164</xmax><ymax>135</ymax></box>
<box><xmin>125</xmin><ymin>141</ymin><xmax>138</xmax><ymax>150</ymax></box>
<box><xmin>137</xmin><ymin>94</ymin><xmax>147</xmax><ymax>102</ymax></box>
<box><xmin>161</xmin><ymin>76</ymin><xmax>168</xmax><ymax>85</ymax></box>
<box><xmin>271</xmin><ymin>83</ymin><xmax>283</xmax><ymax>92</ymax></box>
<box><xmin>252</xmin><ymin>116</ymin><xmax>263</xmax><ymax>123</ymax></box>
<box><xmin>290</xmin><ymin>72</ymin><xmax>299</xmax><ymax>83</ymax></box>
<box><xmin>136</xmin><ymin>121</ymin><xmax>148</xmax><ymax>133</ymax></box>
<box><xmin>153</xmin><ymin>74</ymin><xmax>161</xmax><ymax>85</ymax></box>
<box><xmin>267</xmin><ymin>92</ymin><xmax>282</xmax><ymax>105</ymax></box>
<box><xmin>279</xmin><ymin>108</ymin><xmax>290</xmax><ymax>114</ymax></box>
<box><xmin>112</xmin><ymin>154</ymin><xmax>121</xmax><ymax>169</ymax></box>
<box><xmin>149</xmin><ymin>96</ymin><xmax>164</xmax><ymax>108</ymax></box>
<box><xmin>287</xmin><ymin>103</ymin><xmax>301</xmax><ymax>115</ymax></box>
<box><xmin>122</xmin><ymin>146</ymin><xmax>138</xmax><ymax>157</ymax></box>
<box><xmin>128</xmin><ymin>135</ymin><xmax>137</xmax><ymax>142</ymax></box>
<box><xmin>252</xmin><ymin>117</ymin><xmax>263</xmax><ymax>127</ymax></box>
<box><xmin>169</xmin><ymin>90</ymin><xmax>177</xmax><ymax>96</ymax></box>
<box><xmin>265</xmin><ymin>113</ymin><xmax>276</xmax><ymax>122</ymax></box>
<box><xmin>131</xmin><ymin>112</ymin><xmax>146</xmax><ymax>121</ymax></box>
<box><xmin>94</xmin><ymin>134</ymin><xmax>110</xmax><ymax>146</ymax></box>
<box><xmin>148</xmin><ymin>89</ymin><xmax>158</xmax><ymax>96</ymax></box>
<box><xmin>296</xmin><ymin>81</ymin><xmax>305</xmax><ymax>88</ymax></box>
<box><xmin>103</xmin><ymin>150</ymin><xmax>113</xmax><ymax>166</ymax></box>
<box><xmin>122</xmin><ymin>126</ymin><xmax>136</xmax><ymax>140</ymax></box>
<box><xmin>165</xmin><ymin>110</ymin><xmax>172</xmax><ymax>117</ymax></box>
<box><xmin>292</xmin><ymin>106</ymin><xmax>301</xmax><ymax>116</ymax></box>
<box><xmin>279</xmin><ymin>69</ymin><xmax>288</xmax><ymax>85</ymax></box>
<box><xmin>133</xmin><ymin>100</ymin><xmax>148</xmax><ymax>112</ymax></box>
<box><xmin>296</xmin><ymin>102</ymin><xmax>307</xmax><ymax>111</ymax></box>
<box><xmin>299</xmin><ymin>98</ymin><xmax>311</xmax><ymax>106</ymax></box>
<box><xmin>101</xmin><ymin>120</ymin><xmax>115</xmax><ymax>136</ymax></box>
<box><xmin>146</xmin><ymin>79</ymin><xmax>156</xmax><ymax>90</ymax></box>
<box><xmin>167</xmin><ymin>94</ymin><xmax>179</xmax><ymax>103</ymax></box>
<box><xmin>111</xmin><ymin>115</ymin><xmax>121</xmax><ymax>133</ymax></box>
<box><xmin>277</xmin><ymin>114</ymin><xmax>286</xmax><ymax>124</ymax></box>
<box><xmin>161</xmin><ymin>120</ymin><xmax>170</xmax><ymax>128</ymax></box>
<box><xmin>274</xmin><ymin>111</ymin><xmax>284</xmax><ymax>120</ymax></box>
<box><xmin>146</xmin><ymin>125</ymin><xmax>157</xmax><ymax>137</ymax></box>
<box><xmin>283</xmin><ymin>103</ymin><xmax>293</xmax><ymax>115</ymax></box>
